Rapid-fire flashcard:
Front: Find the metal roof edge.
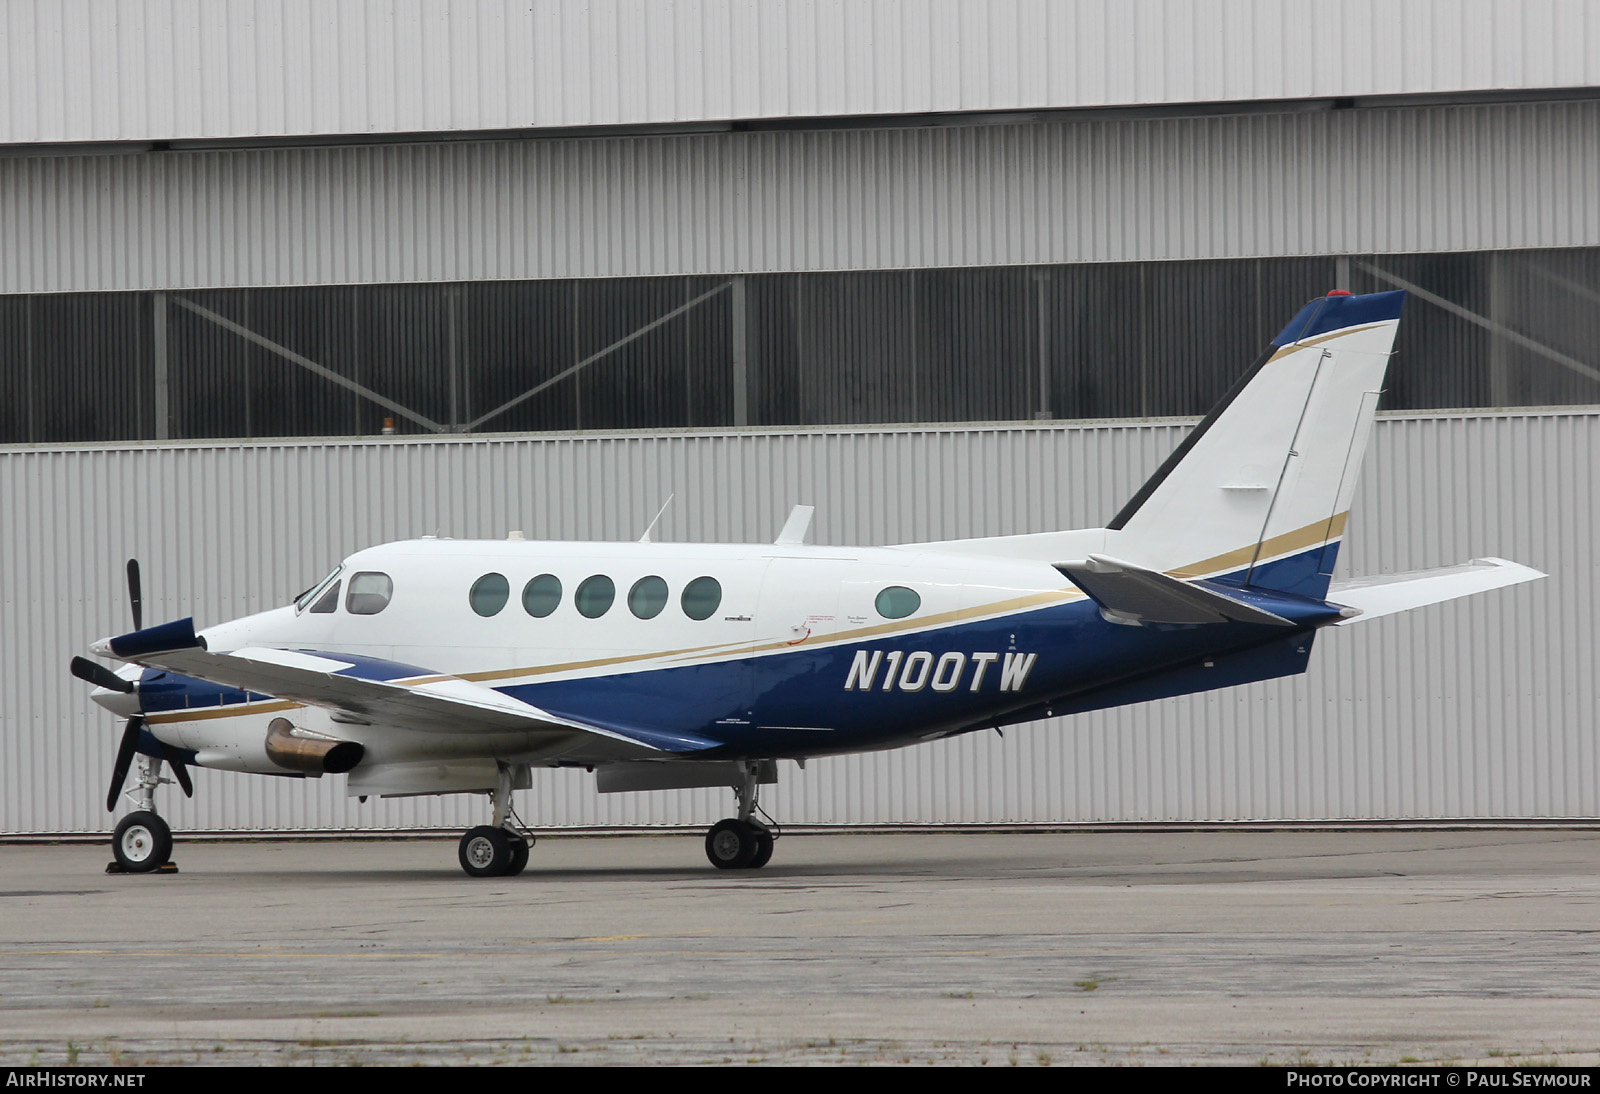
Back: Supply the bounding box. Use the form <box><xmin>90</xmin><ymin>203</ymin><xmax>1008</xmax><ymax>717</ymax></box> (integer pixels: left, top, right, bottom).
<box><xmin>3</xmin><ymin>406</ymin><xmax>1597</xmax><ymax>459</ymax></box>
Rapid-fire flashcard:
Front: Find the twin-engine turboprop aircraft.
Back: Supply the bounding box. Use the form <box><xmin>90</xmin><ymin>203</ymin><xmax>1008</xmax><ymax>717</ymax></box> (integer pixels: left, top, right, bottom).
<box><xmin>72</xmin><ymin>289</ymin><xmax>1543</xmax><ymax>877</ymax></box>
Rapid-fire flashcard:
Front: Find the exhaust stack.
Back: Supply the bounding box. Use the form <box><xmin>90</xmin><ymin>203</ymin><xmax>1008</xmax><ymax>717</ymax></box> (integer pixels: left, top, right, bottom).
<box><xmin>265</xmin><ymin>718</ymin><xmax>365</xmax><ymax>774</ymax></box>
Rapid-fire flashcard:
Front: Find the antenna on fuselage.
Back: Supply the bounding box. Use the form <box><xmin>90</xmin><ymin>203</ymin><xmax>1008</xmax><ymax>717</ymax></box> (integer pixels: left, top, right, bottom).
<box><xmin>638</xmin><ymin>494</ymin><xmax>675</xmax><ymax>543</ymax></box>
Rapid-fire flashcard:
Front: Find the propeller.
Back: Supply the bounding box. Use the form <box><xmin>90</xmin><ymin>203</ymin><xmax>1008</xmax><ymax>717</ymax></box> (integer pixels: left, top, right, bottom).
<box><xmin>127</xmin><ymin>558</ymin><xmax>143</xmax><ymax>631</ymax></box>
<box><xmin>70</xmin><ymin>655</ymin><xmax>133</xmax><ymax>693</ymax></box>
<box><xmin>163</xmin><ymin>746</ymin><xmax>194</xmax><ymax>797</ymax></box>
<box><xmin>107</xmin><ymin>717</ymin><xmax>144</xmax><ymax>812</ymax></box>
<box><xmin>76</xmin><ymin>558</ymin><xmax>196</xmax><ymax>810</ymax></box>
<box><xmin>103</xmin><ymin>717</ymin><xmax>194</xmax><ymax>810</ymax></box>
<box><xmin>70</xmin><ymin>558</ymin><xmax>145</xmax><ymax>694</ymax></box>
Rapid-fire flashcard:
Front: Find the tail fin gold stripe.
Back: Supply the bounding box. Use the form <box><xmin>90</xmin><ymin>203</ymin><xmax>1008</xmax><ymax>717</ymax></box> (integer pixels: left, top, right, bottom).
<box><xmin>1169</xmin><ymin>512</ymin><xmax>1348</xmax><ymax>579</ymax></box>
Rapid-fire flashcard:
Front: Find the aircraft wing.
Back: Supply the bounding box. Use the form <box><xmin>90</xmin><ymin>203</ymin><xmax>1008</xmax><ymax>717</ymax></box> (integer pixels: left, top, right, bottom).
<box><xmin>1327</xmin><ymin>557</ymin><xmax>1545</xmax><ymax>624</ymax></box>
<box><xmin>91</xmin><ymin>620</ymin><xmax>717</xmax><ymax>753</ymax></box>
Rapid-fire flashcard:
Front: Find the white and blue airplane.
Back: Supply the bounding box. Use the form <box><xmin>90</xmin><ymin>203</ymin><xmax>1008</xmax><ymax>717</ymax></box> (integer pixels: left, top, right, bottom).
<box><xmin>72</xmin><ymin>289</ymin><xmax>1543</xmax><ymax>877</ymax></box>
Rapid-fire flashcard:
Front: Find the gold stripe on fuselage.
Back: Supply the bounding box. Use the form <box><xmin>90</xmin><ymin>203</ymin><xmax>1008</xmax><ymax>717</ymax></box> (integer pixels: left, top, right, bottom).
<box><xmin>457</xmin><ymin>588</ymin><xmax>1084</xmax><ymax>686</ymax></box>
<box><xmin>145</xmin><ymin>698</ymin><xmax>301</xmax><ymax>726</ymax></box>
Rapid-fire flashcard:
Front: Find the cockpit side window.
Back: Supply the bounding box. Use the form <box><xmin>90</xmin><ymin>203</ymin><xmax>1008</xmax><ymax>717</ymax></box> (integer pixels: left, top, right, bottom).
<box><xmin>295</xmin><ymin>567</ymin><xmax>341</xmax><ymax>612</ymax></box>
<box><xmin>309</xmin><ymin>579</ymin><xmax>342</xmax><ymax>614</ymax></box>
<box><xmin>346</xmin><ymin>572</ymin><xmax>394</xmax><ymax>615</ymax></box>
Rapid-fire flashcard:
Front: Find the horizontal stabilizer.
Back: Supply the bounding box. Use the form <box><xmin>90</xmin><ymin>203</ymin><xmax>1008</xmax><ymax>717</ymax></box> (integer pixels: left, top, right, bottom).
<box><xmin>1328</xmin><ymin>557</ymin><xmax>1544</xmax><ymax>624</ymax></box>
<box><xmin>1056</xmin><ymin>555</ymin><xmax>1293</xmax><ymax>626</ymax></box>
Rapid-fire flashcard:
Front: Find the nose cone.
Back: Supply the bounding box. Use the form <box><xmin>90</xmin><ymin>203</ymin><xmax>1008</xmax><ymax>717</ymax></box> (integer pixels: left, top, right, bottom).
<box><xmin>91</xmin><ymin>686</ymin><xmax>142</xmax><ymax>719</ymax></box>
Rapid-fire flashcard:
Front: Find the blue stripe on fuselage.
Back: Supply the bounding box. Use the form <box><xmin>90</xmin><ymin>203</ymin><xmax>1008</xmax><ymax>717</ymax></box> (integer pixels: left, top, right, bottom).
<box><xmin>509</xmin><ymin>548</ymin><xmax>1346</xmax><ymax>759</ymax></box>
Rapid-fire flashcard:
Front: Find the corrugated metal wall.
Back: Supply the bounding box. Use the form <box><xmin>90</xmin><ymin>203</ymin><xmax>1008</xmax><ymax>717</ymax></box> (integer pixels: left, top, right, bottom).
<box><xmin>6</xmin><ymin>100</ymin><xmax>1598</xmax><ymax>295</ymax></box>
<box><xmin>5</xmin><ymin>0</ymin><xmax>1598</xmax><ymax>144</ymax></box>
<box><xmin>2</xmin><ymin>410</ymin><xmax>1591</xmax><ymax>835</ymax></box>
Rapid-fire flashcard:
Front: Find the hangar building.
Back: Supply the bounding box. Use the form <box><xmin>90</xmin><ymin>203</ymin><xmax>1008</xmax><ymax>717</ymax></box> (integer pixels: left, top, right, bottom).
<box><xmin>2</xmin><ymin>0</ymin><xmax>1596</xmax><ymax>834</ymax></box>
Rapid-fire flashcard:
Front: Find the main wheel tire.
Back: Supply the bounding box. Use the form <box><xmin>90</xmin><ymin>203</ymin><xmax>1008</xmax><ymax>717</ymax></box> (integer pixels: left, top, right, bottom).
<box><xmin>459</xmin><ymin>825</ymin><xmax>513</xmax><ymax>878</ymax></box>
<box><xmin>506</xmin><ymin>833</ymin><xmax>530</xmax><ymax>877</ymax></box>
<box><xmin>112</xmin><ymin>811</ymin><xmax>172</xmax><ymax>873</ymax></box>
<box><xmin>705</xmin><ymin>818</ymin><xmax>757</xmax><ymax>870</ymax></box>
<box><xmin>748</xmin><ymin>827</ymin><xmax>775</xmax><ymax>869</ymax></box>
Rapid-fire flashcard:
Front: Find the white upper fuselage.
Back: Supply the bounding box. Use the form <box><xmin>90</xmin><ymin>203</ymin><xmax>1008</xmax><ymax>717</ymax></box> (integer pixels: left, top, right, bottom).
<box><xmin>115</xmin><ymin>536</ymin><xmax>1111</xmax><ymax>774</ymax></box>
<box><xmin>204</xmin><ymin>536</ymin><xmax>1079</xmax><ymax>681</ymax></box>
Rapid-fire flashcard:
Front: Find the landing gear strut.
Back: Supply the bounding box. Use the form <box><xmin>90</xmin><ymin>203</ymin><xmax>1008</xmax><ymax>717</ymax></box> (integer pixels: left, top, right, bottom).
<box><xmin>705</xmin><ymin>761</ymin><xmax>778</xmax><ymax>870</ymax></box>
<box><xmin>458</xmin><ymin>764</ymin><xmax>531</xmax><ymax>878</ymax></box>
<box><xmin>108</xmin><ymin>756</ymin><xmax>177</xmax><ymax>874</ymax></box>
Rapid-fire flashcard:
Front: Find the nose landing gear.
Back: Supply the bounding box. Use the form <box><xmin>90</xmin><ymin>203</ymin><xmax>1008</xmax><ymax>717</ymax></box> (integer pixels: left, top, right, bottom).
<box><xmin>108</xmin><ymin>755</ymin><xmax>180</xmax><ymax>874</ymax></box>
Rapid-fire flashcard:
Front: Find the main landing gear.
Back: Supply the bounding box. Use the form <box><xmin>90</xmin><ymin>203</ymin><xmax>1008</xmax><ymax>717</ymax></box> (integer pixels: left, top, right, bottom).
<box><xmin>458</xmin><ymin>764</ymin><xmax>532</xmax><ymax>878</ymax></box>
<box><xmin>705</xmin><ymin>761</ymin><xmax>778</xmax><ymax>870</ymax></box>
<box><xmin>458</xmin><ymin>825</ymin><xmax>532</xmax><ymax>878</ymax></box>
<box><xmin>109</xmin><ymin>755</ymin><xmax>180</xmax><ymax>874</ymax></box>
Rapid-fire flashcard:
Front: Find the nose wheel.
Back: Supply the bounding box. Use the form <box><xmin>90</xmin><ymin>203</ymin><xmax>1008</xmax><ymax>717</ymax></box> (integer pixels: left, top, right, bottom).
<box><xmin>112</xmin><ymin>810</ymin><xmax>173</xmax><ymax>873</ymax></box>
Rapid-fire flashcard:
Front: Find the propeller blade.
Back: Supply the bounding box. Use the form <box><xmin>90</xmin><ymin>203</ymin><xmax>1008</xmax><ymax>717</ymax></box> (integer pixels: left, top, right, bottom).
<box><xmin>70</xmin><ymin>655</ymin><xmax>134</xmax><ymax>694</ymax></box>
<box><xmin>161</xmin><ymin>745</ymin><xmax>195</xmax><ymax>798</ymax></box>
<box><xmin>107</xmin><ymin>717</ymin><xmax>143</xmax><ymax>812</ymax></box>
<box><xmin>126</xmin><ymin>559</ymin><xmax>143</xmax><ymax>631</ymax></box>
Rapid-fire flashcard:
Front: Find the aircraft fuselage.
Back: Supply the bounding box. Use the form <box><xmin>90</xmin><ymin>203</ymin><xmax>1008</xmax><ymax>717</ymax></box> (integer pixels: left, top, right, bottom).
<box><xmin>125</xmin><ymin>537</ymin><xmax>1341</xmax><ymax>770</ymax></box>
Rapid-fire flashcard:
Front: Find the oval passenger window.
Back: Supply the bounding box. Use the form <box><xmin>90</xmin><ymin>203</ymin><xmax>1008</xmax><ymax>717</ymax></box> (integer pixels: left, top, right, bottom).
<box><xmin>470</xmin><ymin>573</ymin><xmax>510</xmax><ymax>617</ymax></box>
<box><xmin>875</xmin><ymin>585</ymin><xmax>921</xmax><ymax>619</ymax></box>
<box><xmin>522</xmin><ymin>574</ymin><xmax>562</xmax><ymax>618</ymax></box>
<box><xmin>628</xmin><ymin>576</ymin><xmax>669</xmax><ymax>619</ymax></box>
<box><xmin>575</xmin><ymin>575</ymin><xmax>615</xmax><ymax>619</ymax></box>
<box><xmin>681</xmin><ymin>576</ymin><xmax>722</xmax><ymax>620</ymax></box>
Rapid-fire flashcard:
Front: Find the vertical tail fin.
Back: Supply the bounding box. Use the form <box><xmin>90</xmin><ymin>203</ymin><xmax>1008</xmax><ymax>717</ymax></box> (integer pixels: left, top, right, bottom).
<box><xmin>1106</xmin><ymin>290</ymin><xmax>1406</xmax><ymax>599</ymax></box>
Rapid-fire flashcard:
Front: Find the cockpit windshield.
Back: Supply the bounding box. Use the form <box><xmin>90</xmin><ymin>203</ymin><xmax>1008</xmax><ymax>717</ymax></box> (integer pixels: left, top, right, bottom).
<box><xmin>293</xmin><ymin>566</ymin><xmax>342</xmax><ymax>612</ymax></box>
